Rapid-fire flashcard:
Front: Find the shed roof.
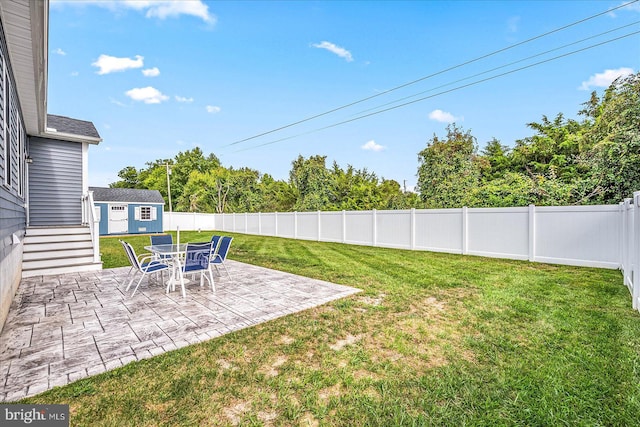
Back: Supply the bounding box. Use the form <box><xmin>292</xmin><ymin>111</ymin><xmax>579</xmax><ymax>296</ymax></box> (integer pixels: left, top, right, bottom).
<box><xmin>47</xmin><ymin>114</ymin><xmax>101</xmax><ymax>139</ymax></box>
<box><xmin>90</xmin><ymin>187</ymin><xmax>165</xmax><ymax>204</ymax></box>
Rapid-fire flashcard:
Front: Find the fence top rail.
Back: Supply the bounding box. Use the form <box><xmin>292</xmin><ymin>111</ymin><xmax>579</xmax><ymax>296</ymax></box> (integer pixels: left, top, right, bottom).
<box><xmin>535</xmin><ymin>205</ymin><xmax>620</xmax><ymax>213</ymax></box>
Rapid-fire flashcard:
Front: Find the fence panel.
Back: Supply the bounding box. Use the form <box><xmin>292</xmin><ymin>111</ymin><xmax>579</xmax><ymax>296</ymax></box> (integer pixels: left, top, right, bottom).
<box><xmin>414</xmin><ymin>209</ymin><xmax>463</xmax><ymax>253</ymax></box>
<box><xmin>320</xmin><ymin>211</ymin><xmax>343</xmax><ymax>242</ymax></box>
<box><xmin>277</xmin><ymin>213</ymin><xmax>295</xmax><ymax>238</ymax></box>
<box><xmin>246</xmin><ymin>213</ymin><xmax>260</xmax><ymax>234</ymax></box>
<box><xmin>297</xmin><ymin>212</ymin><xmax>319</xmax><ymax>241</ymax></box>
<box><xmin>376</xmin><ymin>210</ymin><xmax>411</xmax><ymax>249</ymax></box>
<box><xmin>467</xmin><ymin>207</ymin><xmax>529</xmax><ymax>260</ymax></box>
<box><xmin>344</xmin><ymin>211</ymin><xmax>373</xmax><ymax>245</ymax></box>
<box><xmin>535</xmin><ymin>205</ymin><xmax>620</xmax><ymax>269</ymax></box>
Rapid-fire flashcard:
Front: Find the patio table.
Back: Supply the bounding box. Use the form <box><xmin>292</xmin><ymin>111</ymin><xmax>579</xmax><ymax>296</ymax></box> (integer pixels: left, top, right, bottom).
<box><xmin>144</xmin><ymin>243</ymin><xmax>189</xmax><ymax>297</ymax></box>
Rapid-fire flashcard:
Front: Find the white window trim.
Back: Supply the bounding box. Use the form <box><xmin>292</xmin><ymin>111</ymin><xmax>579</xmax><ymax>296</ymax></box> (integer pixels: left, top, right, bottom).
<box><xmin>2</xmin><ymin>54</ymin><xmax>8</xmax><ymax>188</ymax></box>
<box><xmin>135</xmin><ymin>205</ymin><xmax>154</xmax><ymax>222</ymax></box>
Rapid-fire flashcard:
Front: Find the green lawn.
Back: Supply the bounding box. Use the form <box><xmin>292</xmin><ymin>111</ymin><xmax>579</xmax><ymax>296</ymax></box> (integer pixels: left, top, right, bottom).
<box><xmin>23</xmin><ymin>231</ymin><xmax>640</xmax><ymax>426</ymax></box>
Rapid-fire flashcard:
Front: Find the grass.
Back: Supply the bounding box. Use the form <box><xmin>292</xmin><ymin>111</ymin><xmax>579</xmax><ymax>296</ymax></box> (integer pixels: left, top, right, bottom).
<box><xmin>21</xmin><ymin>231</ymin><xmax>640</xmax><ymax>426</ymax></box>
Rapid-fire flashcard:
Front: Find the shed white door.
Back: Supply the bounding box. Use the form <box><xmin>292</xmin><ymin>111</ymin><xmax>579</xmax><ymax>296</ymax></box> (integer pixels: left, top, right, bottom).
<box><xmin>108</xmin><ymin>204</ymin><xmax>128</xmax><ymax>234</ymax></box>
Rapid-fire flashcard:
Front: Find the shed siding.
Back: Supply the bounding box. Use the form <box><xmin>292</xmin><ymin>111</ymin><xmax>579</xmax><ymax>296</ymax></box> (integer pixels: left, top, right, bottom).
<box><xmin>0</xmin><ymin>16</ymin><xmax>27</xmax><ymax>333</ymax></box>
<box><xmin>128</xmin><ymin>204</ymin><xmax>163</xmax><ymax>234</ymax></box>
<box><xmin>28</xmin><ymin>136</ymin><xmax>82</xmax><ymax>226</ymax></box>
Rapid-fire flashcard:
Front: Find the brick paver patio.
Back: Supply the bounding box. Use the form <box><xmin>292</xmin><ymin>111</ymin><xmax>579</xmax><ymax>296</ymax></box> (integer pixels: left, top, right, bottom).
<box><xmin>0</xmin><ymin>260</ymin><xmax>359</xmax><ymax>402</ymax></box>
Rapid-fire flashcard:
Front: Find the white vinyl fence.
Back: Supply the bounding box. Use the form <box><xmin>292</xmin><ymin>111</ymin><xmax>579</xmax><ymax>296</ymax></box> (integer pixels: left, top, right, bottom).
<box><xmin>165</xmin><ymin>191</ymin><xmax>640</xmax><ymax>312</ymax></box>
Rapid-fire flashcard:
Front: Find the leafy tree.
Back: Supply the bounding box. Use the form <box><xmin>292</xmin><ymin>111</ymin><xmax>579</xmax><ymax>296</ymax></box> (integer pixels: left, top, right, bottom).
<box><xmin>289</xmin><ymin>155</ymin><xmax>337</xmax><ymax>211</ymax></box>
<box><xmin>580</xmin><ymin>72</ymin><xmax>640</xmax><ymax>203</ymax></box>
<box><xmin>416</xmin><ymin>124</ymin><xmax>481</xmax><ymax>208</ymax></box>
<box><xmin>110</xmin><ymin>166</ymin><xmax>141</xmax><ymax>188</ymax></box>
<box><xmin>481</xmin><ymin>138</ymin><xmax>511</xmax><ymax>180</ymax></box>
<box><xmin>510</xmin><ymin>113</ymin><xmax>585</xmax><ymax>183</ymax></box>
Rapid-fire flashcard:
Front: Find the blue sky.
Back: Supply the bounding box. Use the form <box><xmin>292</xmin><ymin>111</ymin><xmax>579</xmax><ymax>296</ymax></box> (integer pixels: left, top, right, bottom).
<box><xmin>48</xmin><ymin>0</ymin><xmax>640</xmax><ymax>190</ymax></box>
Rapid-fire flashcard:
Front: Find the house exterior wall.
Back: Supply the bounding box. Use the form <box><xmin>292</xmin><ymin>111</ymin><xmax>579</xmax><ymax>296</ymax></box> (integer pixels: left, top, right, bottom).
<box><xmin>0</xmin><ymin>17</ymin><xmax>28</xmax><ymax>332</ymax></box>
<box><xmin>94</xmin><ymin>202</ymin><xmax>163</xmax><ymax>235</ymax></box>
<box><xmin>27</xmin><ymin>136</ymin><xmax>82</xmax><ymax>226</ymax></box>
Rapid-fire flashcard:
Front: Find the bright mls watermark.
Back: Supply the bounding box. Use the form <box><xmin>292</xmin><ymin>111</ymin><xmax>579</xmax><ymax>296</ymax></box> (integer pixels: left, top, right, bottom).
<box><xmin>1</xmin><ymin>404</ymin><xmax>69</xmax><ymax>426</ymax></box>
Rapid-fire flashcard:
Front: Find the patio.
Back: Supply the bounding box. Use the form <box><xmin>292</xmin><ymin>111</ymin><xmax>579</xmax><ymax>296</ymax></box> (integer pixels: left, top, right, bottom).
<box><xmin>0</xmin><ymin>260</ymin><xmax>360</xmax><ymax>402</ymax></box>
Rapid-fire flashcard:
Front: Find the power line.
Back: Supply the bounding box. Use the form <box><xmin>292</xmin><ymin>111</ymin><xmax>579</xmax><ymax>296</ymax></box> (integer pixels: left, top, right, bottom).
<box><xmin>348</xmin><ymin>21</ymin><xmax>640</xmax><ymax>118</ymax></box>
<box><xmin>233</xmin><ymin>30</ymin><xmax>640</xmax><ymax>153</ymax></box>
<box><xmin>224</xmin><ymin>0</ymin><xmax>639</xmax><ymax>147</ymax></box>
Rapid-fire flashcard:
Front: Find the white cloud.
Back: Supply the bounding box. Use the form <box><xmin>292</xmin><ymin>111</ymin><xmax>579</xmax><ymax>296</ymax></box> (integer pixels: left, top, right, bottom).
<box><xmin>609</xmin><ymin>1</ymin><xmax>640</xmax><ymax>17</ymax></box>
<box><xmin>92</xmin><ymin>54</ymin><xmax>144</xmax><ymax>74</ymax></box>
<box><xmin>54</xmin><ymin>48</ymin><xmax>66</xmax><ymax>56</ymax></box>
<box><xmin>125</xmin><ymin>86</ymin><xmax>169</xmax><ymax>104</ymax></box>
<box><xmin>138</xmin><ymin>1</ymin><xmax>216</xmax><ymax>24</ymax></box>
<box><xmin>175</xmin><ymin>96</ymin><xmax>194</xmax><ymax>103</ymax></box>
<box><xmin>312</xmin><ymin>41</ymin><xmax>353</xmax><ymax>62</ymax></box>
<box><xmin>142</xmin><ymin>67</ymin><xmax>160</xmax><ymax>77</ymax></box>
<box><xmin>54</xmin><ymin>0</ymin><xmax>216</xmax><ymax>24</ymax></box>
<box><xmin>206</xmin><ymin>105</ymin><xmax>221</xmax><ymax>113</ymax></box>
<box><xmin>361</xmin><ymin>140</ymin><xmax>385</xmax><ymax>152</ymax></box>
<box><xmin>579</xmin><ymin>67</ymin><xmax>634</xmax><ymax>90</ymax></box>
<box><xmin>70</xmin><ymin>71</ymin><xmax>79</xmax><ymax>77</ymax></box>
<box><xmin>428</xmin><ymin>109</ymin><xmax>460</xmax><ymax>123</ymax></box>
<box><xmin>109</xmin><ymin>97</ymin><xmax>127</xmax><ymax>107</ymax></box>
<box><xmin>507</xmin><ymin>16</ymin><xmax>520</xmax><ymax>33</ymax></box>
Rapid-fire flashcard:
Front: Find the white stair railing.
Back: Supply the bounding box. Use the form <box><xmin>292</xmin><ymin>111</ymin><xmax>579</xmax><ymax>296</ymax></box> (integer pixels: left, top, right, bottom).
<box><xmin>82</xmin><ymin>191</ymin><xmax>101</xmax><ymax>263</ymax></box>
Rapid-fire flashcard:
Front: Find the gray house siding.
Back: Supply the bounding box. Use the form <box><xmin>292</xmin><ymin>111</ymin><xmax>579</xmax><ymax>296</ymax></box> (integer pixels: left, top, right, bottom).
<box><xmin>0</xmin><ymin>16</ymin><xmax>27</xmax><ymax>332</ymax></box>
<box><xmin>28</xmin><ymin>136</ymin><xmax>82</xmax><ymax>226</ymax></box>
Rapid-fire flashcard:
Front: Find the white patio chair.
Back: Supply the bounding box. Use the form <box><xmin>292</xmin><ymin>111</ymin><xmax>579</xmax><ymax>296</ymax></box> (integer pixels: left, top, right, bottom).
<box><xmin>120</xmin><ymin>240</ymin><xmax>171</xmax><ymax>297</ymax></box>
<box><xmin>210</xmin><ymin>236</ymin><xmax>233</xmax><ymax>278</ymax></box>
<box><xmin>180</xmin><ymin>242</ymin><xmax>216</xmax><ymax>292</ymax></box>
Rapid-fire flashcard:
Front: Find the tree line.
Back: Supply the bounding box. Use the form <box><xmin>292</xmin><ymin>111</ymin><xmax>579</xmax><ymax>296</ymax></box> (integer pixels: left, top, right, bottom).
<box><xmin>111</xmin><ymin>72</ymin><xmax>639</xmax><ymax>212</ymax></box>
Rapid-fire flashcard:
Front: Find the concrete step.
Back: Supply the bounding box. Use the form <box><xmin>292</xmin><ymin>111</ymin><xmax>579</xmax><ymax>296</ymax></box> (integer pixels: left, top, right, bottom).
<box><xmin>23</xmin><ymin>240</ymin><xmax>93</xmax><ymax>253</ymax></box>
<box><xmin>21</xmin><ymin>262</ymin><xmax>103</xmax><ymax>278</ymax></box>
<box><xmin>22</xmin><ymin>247</ymin><xmax>94</xmax><ymax>261</ymax></box>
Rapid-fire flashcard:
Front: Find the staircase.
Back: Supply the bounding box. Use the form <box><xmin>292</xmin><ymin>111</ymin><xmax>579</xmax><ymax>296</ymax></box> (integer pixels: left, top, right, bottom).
<box><xmin>22</xmin><ymin>226</ymin><xmax>102</xmax><ymax>278</ymax></box>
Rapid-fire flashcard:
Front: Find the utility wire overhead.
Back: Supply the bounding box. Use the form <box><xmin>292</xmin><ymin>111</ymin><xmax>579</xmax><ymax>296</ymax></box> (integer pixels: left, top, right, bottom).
<box><xmin>224</xmin><ymin>0</ymin><xmax>639</xmax><ymax>147</ymax></box>
<box><xmin>348</xmin><ymin>21</ymin><xmax>640</xmax><ymax>118</ymax></box>
<box><xmin>233</xmin><ymin>30</ymin><xmax>640</xmax><ymax>153</ymax></box>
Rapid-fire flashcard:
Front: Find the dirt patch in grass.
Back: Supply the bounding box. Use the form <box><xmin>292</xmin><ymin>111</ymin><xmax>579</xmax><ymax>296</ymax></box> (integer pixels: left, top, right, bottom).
<box><xmin>330</xmin><ymin>334</ymin><xmax>364</xmax><ymax>351</ymax></box>
<box><xmin>260</xmin><ymin>355</ymin><xmax>288</xmax><ymax>377</ymax></box>
<box><xmin>318</xmin><ymin>383</ymin><xmax>342</xmax><ymax>404</ymax></box>
<box><xmin>223</xmin><ymin>400</ymin><xmax>253</xmax><ymax>426</ymax></box>
<box><xmin>299</xmin><ymin>412</ymin><xmax>320</xmax><ymax>427</ymax></box>
<box><xmin>279</xmin><ymin>335</ymin><xmax>295</xmax><ymax>345</ymax></box>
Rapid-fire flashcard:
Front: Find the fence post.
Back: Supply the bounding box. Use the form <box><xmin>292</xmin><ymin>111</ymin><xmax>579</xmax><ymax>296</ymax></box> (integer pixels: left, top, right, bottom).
<box><xmin>317</xmin><ymin>210</ymin><xmax>321</xmax><ymax>241</ymax></box>
<box><xmin>342</xmin><ymin>210</ymin><xmax>346</xmax><ymax>243</ymax></box>
<box><xmin>633</xmin><ymin>192</ymin><xmax>640</xmax><ymax>311</ymax></box>
<box><xmin>462</xmin><ymin>206</ymin><xmax>468</xmax><ymax>255</ymax></box>
<box><xmin>372</xmin><ymin>209</ymin><xmax>377</xmax><ymax>246</ymax></box>
<box><xmin>294</xmin><ymin>212</ymin><xmax>298</xmax><ymax>239</ymax></box>
<box><xmin>410</xmin><ymin>208</ymin><xmax>416</xmax><ymax>250</ymax></box>
<box><xmin>624</xmin><ymin>199</ymin><xmax>632</xmax><ymax>290</ymax></box>
<box><xmin>232</xmin><ymin>213</ymin><xmax>236</xmax><ymax>232</ymax></box>
<box><xmin>258</xmin><ymin>212</ymin><xmax>262</xmax><ymax>235</ymax></box>
<box><xmin>275</xmin><ymin>212</ymin><xmax>278</xmax><ymax>237</ymax></box>
<box><xmin>528</xmin><ymin>204</ymin><xmax>536</xmax><ymax>262</ymax></box>
<box><xmin>620</xmin><ymin>202</ymin><xmax>625</xmax><ymax>271</ymax></box>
